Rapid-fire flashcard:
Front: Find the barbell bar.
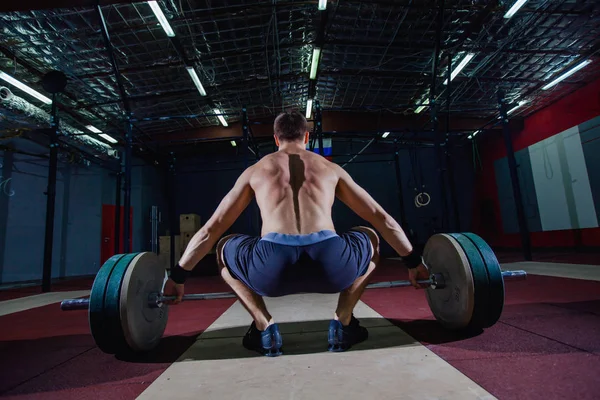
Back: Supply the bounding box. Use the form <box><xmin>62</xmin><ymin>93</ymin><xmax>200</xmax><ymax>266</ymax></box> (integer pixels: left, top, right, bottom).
<box><xmin>60</xmin><ymin>270</ymin><xmax>526</xmax><ymax>311</ymax></box>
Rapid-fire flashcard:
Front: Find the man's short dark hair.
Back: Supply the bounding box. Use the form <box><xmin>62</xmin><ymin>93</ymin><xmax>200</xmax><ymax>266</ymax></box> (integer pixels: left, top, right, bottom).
<box><xmin>274</xmin><ymin>111</ymin><xmax>308</xmax><ymax>142</ymax></box>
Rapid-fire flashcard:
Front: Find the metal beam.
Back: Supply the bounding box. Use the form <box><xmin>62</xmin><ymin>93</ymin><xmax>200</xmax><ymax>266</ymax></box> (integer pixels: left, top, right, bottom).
<box><xmin>393</xmin><ymin>141</ymin><xmax>408</xmax><ymax>230</ymax></box>
<box><xmin>315</xmin><ymin>101</ymin><xmax>324</xmax><ymax>156</ymax></box>
<box><xmin>96</xmin><ymin>5</ymin><xmax>131</xmax><ymax>114</ymax></box>
<box><xmin>446</xmin><ymin>53</ymin><xmax>460</xmax><ymax>232</ymax></box>
<box><xmin>498</xmin><ymin>90</ymin><xmax>532</xmax><ymax>261</ymax></box>
<box><xmin>42</xmin><ymin>95</ymin><xmax>59</xmax><ymax>292</ymax></box>
<box><xmin>123</xmin><ymin>120</ymin><xmax>132</xmax><ymax>253</ymax></box>
<box><xmin>166</xmin><ymin>153</ymin><xmax>177</xmax><ymax>268</ymax></box>
<box><xmin>431</xmin><ymin>0</ymin><xmax>448</xmax><ymax>232</ymax></box>
<box><xmin>114</xmin><ymin>170</ymin><xmax>122</xmax><ymax>255</ymax></box>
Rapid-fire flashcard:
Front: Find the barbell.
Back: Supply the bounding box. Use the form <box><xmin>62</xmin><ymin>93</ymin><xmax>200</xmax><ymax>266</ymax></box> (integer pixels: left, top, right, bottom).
<box><xmin>60</xmin><ymin>232</ymin><xmax>526</xmax><ymax>354</ymax></box>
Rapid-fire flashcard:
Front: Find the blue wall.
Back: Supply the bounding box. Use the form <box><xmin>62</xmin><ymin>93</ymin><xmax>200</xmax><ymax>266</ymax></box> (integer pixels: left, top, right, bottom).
<box><xmin>0</xmin><ymin>139</ymin><xmax>166</xmax><ymax>284</ymax></box>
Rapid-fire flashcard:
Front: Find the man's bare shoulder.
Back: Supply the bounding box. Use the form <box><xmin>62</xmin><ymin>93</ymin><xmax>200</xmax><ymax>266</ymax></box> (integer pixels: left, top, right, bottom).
<box><xmin>247</xmin><ymin>150</ymin><xmax>341</xmax><ymax>176</ymax></box>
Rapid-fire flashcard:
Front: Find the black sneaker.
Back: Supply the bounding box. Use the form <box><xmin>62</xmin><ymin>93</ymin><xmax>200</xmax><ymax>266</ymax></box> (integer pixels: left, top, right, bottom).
<box><xmin>242</xmin><ymin>321</ymin><xmax>283</xmax><ymax>357</ymax></box>
<box><xmin>328</xmin><ymin>315</ymin><xmax>368</xmax><ymax>352</ymax></box>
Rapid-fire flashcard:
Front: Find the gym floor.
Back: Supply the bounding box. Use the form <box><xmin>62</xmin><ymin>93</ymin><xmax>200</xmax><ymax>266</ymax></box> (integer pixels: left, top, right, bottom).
<box><xmin>1</xmin><ymin>255</ymin><xmax>599</xmax><ymax>400</ymax></box>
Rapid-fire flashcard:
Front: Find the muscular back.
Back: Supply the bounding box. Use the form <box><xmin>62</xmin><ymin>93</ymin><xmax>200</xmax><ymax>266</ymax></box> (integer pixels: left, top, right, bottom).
<box><xmin>250</xmin><ymin>149</ymin><xmax>338</xmax><ymax>235</ymax></box>
<box><xmin>180</xmin><ymin>140</ymin><xmax>413</xmax><ymax>269</ymax></box>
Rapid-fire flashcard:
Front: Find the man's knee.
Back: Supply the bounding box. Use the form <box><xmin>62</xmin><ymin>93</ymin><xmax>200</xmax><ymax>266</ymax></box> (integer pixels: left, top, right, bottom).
<box><xmin>352</xmin><ymin>226</ymin><xmax>380</xmax><ymax>262</ymax></box>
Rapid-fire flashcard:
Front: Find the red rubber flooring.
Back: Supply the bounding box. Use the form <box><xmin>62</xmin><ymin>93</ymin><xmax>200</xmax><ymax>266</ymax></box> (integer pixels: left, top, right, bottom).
<box><xmin>0</xmin><ymin>277</ymin><xmax>235</xmax><ymax>399</ymax></box>
<box><xmin>1</xmin><ymin>259</ymin><xmax>599</xmax><ymax>399</ymax></box>
<box><xmin>361</xmin><ymin>262</ymin><xmax>600</xmax><ymax>400</ymax></box>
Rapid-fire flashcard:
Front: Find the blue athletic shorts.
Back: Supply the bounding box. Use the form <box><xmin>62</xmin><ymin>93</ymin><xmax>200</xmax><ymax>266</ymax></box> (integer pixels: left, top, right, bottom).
<box><xmin>222</xmin><ymin>229</ymin><xmax>373</xmax><ymax>297</ymax></box>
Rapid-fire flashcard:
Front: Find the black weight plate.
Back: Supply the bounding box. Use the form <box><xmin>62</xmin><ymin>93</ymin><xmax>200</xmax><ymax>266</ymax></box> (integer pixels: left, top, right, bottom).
<box><xmin>424</xmin><ymin>234</ymin><xmax>475</xmax><ymax>329</ymax></box>
<box><xmin>88</xmin><ymin>253</ymin><xmax>127</xmax><ymax>354</ymax></box>
<box><xmin>103</xmin><ymin>252</ymin><xmax>140</xmax><ymax>353</ymax></box>
<box><xmin>461</xmin><ymin>233</ymin><xmax>505</xmax><ymax>328</ymax></box>
<box><xmin>447</xmin><ymin>233</ymin><xmax>490</xmax><ymax>330</ymax></box>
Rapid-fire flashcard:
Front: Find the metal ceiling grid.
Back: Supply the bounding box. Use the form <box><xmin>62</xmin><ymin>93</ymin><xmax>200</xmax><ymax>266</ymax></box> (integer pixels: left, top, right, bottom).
<box><xmin>0</xmin><ymin>0</ymin><xmax>599</xmax><ymax>159</ymax></box>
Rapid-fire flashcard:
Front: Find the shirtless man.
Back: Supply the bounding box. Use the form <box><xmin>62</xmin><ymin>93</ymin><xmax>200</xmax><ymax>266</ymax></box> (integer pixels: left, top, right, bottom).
<box><xmin>163</xmin><ymin>110</ymin><xmax>429</xmax><ymax>356</ymax></box>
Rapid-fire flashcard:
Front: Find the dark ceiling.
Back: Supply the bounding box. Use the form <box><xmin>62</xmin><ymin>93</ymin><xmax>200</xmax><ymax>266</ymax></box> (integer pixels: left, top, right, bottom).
<box><xmin>1</xmin><ymin>0</ymin><xmax>599</xmax><ymax>161</ymax></box>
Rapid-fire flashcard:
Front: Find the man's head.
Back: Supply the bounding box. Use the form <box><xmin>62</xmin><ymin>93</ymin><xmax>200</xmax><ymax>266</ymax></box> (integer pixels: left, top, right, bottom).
<box><xmin>273</xmin><ymin>111</ymin><xmax>309</xmax><ymax>147</ymax></box>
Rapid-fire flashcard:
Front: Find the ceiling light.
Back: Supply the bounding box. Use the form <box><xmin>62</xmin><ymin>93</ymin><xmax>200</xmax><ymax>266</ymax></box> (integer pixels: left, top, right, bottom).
<box><xmin>414</xmin><ymin>90</ymin><xmax>430</xmax><ymax>114</ymax></box>
<box><xmin>415</xmin><ymin>105</ymin><xmax>428</xmax><ymax>114</ymax></box>
<box><xmin>318</xmin><ymin>0</ymin><xmax>327</xmax><ymax>10</ymax></box>
<box><xmin>310</xmin><ymin>48</ymin><xmax>321</xmax><ymax>80</ymax></box>
<box><xmin>230</xmin><ymin>140</ymin><xmax>237</xmax><ymax>147</ymax></box>
<box><xmin>382</xmin><ymin>132</ymin><xmax>390</xmax><ymax>138</ymax></box>
<box><xmin>85</xmin><ymin>125</ymin><xmax>102</xmax><ymax>134</ymax></box>
<box><xmin>542</xmin><ymin>59</ymin><xmax>592</xmax><ymax>91</ymax></box>
<box><xmin>468</xmin><ymin>130</ymin><xmax>481</xmax><ymax>139</ymax></box>
<box><xmin>306</xmin><ymin>99</ymin><xmax>313</xmax><ymax>119</ymax></box>
<box><xmin>147</xmin><ymin>1</ymin><xmax>175</xmax><ymax>37</ymax></box>
<box><xmin>443</xmin><ymin>53</ymin><xmax>476</xmax><ymax>84</ymax></box>
<box><xmin>214</xmin><ymin>109</ymin><xmax>228</xmax><ymax>127</ymax></box>
<box><xmin>186</xmin><ymin>66</ymin><xmax>207</xmax><ymax>96</ymax></box>
<box><xmin>507</xmin><ymin>100</ymin><xmax>529</xmax><ymax>115</ymax></box>
<box><xmin>0</xmin><ymin>71</ymin><xmax>52</xmax><ymax>105</ymax></box>
<box><xmin>504</xmin><ymin>0</ymin><xmax>529</xmax><ymax>19</ymax></box>
<box><xmin>81</xmin><ymin>134</ymin><xmax>112</xmax><ymax>148</ymax></box>
<box><xmin>99</xmin><ymin>133</ymin><xmax>118</xmax><ymax>144</ymax></box>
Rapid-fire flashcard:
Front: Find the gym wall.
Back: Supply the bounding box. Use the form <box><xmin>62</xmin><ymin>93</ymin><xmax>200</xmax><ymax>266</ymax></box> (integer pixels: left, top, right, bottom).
<box><xmin>473</xmin><ymin>77</ymin><xmax>600</xmax><ymax>248</ymax></box>
<box><xmin>0</xmin><ymin>139</ymin><xmax>166</xmax><ymax>284</ymax></box>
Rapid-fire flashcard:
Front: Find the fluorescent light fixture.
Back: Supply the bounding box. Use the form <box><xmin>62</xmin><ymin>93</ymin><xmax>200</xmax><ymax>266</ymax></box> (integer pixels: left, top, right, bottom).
<box><xmin>415</xmin><ymin>105</ymin><xmax>428</xmax><ymax>114</ymax></box>
<box><xmin>468</xmin><ymin>130</ymin><xmax>481</xmax><ymax>140</ymax></box>
<box><xmin>99</xmin><ymin>133</ymin><xmax>118</xmax><ymax>144</ymax></box>
<box><xmin>81</xmin><ymin>134</ymin><xmax>112</xmax><ymax>148</ymax></box>
<box><xmin>0</xmin><ymin>71</ymin><xmax>52</xmax><ymax>105</ymax></box>
<box><xmin>306</xmin><ymin>99</ymin><xmax>313</xmax><ymax>119</ymax></box>
<box><xmin>147</xmin><ymin>1</ymin><xmax>175</xmax><ymax>37</ymax></box>
<box><xmin>414</xmin><ymin>90</ymin><xmax>430</xmax><ymax>114</ymax></box>
<box><xmin>230</xmin><ymin>140</ymin><xmax>237</xmax><ymax>147</ymax></box>
<box><xmin>318</xmin><ymin>0</ymin><xmax>327</xmax><ymax>10</ymax></box>
<box><xmin>504</xmin><ymin>0</ymin><xmax>528</xmax><ymax>19</ymax></box>
<box><xmin>85</xmin><ymin>125</ymin><xmax>102</xmax><ymax>134</ymax></box>
<box><xmin>382</xmin><ymin>131</ymin><xmax>390</xmax><ymax>138</ymax></box>
<box><xmin>309</xmin><ymin>48</ymin><xmax>321</xmax><ymax>80</ymax></box>
<box><xmin>186</xmin><ymin>66</ymin><xmax>207</xmax><ymax>96</ymax></box>
<box><xmin>507</xmin><ymin>100</ymin><xmax>529</xmax><ymax>115</ymax></box>
<box><xmin>443</xmin><ymin>53</ymin><xmax>476</xmax><ymax>84</ymax></box>
<box><xmin>214</xmin><ymin>109</ymin><xmax>228</xmax><ymax>127</ymax></box>
<box><xmin>542</xmin><ymin>59</ymin><xmax>592</xmax><ymax>90</ymax></box>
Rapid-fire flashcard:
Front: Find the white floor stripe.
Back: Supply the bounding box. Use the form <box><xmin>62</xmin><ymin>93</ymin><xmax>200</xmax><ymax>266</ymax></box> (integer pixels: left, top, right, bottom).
<box><xmin>501</xmin><ymin>261</ymin><xmax>600</xmax><ymax>282</ymax></box>
<box><xmin>0</xmin><ymin>290</ymin><xmax>89</xmax><ymax>316</ymax></box>
<box><xmin>138</xmin><ymin>294</ymin><xmax>495</xmax><ymax>400</ymax></box>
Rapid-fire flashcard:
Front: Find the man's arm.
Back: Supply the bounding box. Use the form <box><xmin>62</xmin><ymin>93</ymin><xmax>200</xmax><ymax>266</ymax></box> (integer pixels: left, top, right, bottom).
<box><xmin>333</xmin><ymin>164</ymin><xmax>413</xmax><ymax>257</ymax></box>
<box><xmin>178</xmin><ymin>167</ymin><xmax>255</xmax><ymax>270</ymax></box>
